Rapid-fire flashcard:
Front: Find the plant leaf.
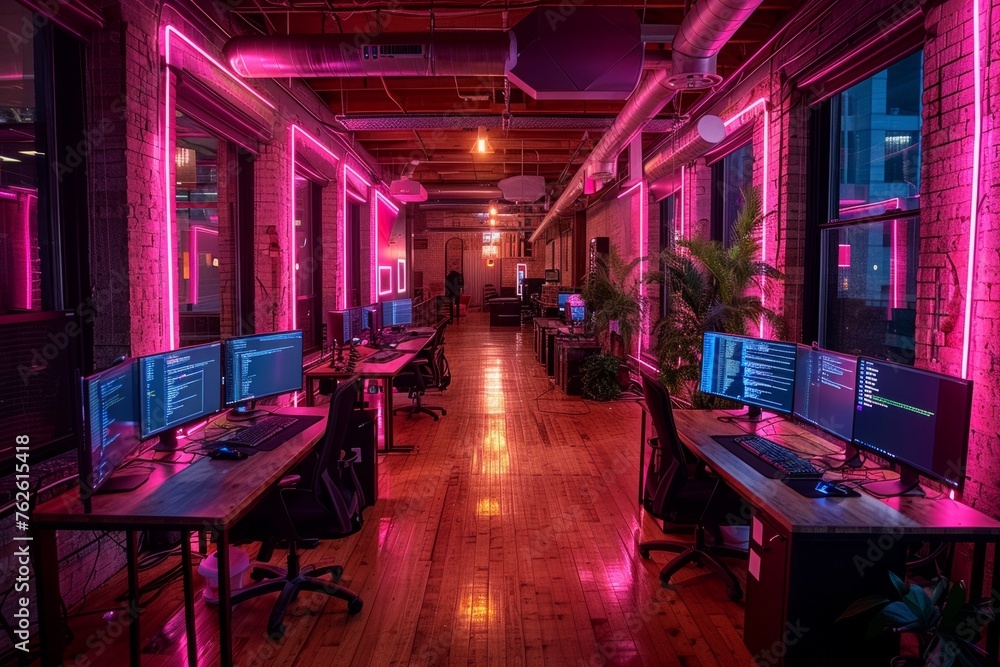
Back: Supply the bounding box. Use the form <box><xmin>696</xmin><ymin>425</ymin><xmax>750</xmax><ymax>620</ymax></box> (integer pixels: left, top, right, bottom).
<box><xmin>901</xmin><ymin>584</ymin><xmax>935</xmax><ymax>626</ymax></box>
<box><xmin>889</xmin><ymin>571</ymin><xmax>909</xmax><ymax>598</ymax></box>
<box><xmin>867</xmin><ymin>601</ymin><xmax>921</xmax><ymax>638</ymax></box>
<box><xmin>838</xmin><ymin>595</ymin><xmax>890</xmax><ymax>621</ymax></box>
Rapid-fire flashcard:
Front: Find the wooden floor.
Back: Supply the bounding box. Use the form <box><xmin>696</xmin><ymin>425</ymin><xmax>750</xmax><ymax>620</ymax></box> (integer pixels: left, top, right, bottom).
<box><xmin>61</xmin><ymin>314</ymin><xmax>750</xmax><ymax>666</ymax></box>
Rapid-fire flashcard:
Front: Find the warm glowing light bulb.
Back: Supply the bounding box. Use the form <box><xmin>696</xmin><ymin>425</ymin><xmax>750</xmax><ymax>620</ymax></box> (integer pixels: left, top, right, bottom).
<box><xmin>476</xmin><ymin>138</ymin><xmax>487</xmax><ymax>153</ymax></box>
<box><xmin>490</xmin><ymin>219</ymin><xmax>496</xmax><ymax>226</ymax></box>
<box><xmin>489</xmin><ymin>206</ymin><xmax>497</xmax><ymax>216</ymax></box>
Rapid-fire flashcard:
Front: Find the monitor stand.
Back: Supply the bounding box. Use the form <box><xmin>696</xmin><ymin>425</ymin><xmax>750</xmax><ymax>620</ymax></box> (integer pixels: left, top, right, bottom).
<box><xmin>841</xmin><ymin>443</ymin><xmax>864</xmax><ymax>468</ymax></box>
<box><xmin>96</xmin><ymin>471</ymin><xmax>151</xmax><ymax>494</ymax></box>
<box><xmin>228</xmin><ymin>401</ymin><xmax>267</xmax><ymax>421</ymax></box>
<box><xmin>744</xmin><ymin>406</ymin><xmax>764</xmax><ymax>423</ymax></box>
<box><xmin>152</xmin><ymin>429</ymin><xmax>182</xmax><ymax>452</ymax></box>
<box><xmin>862</xmin><ymin>467</ymin><xmax>926</xmax><ymax>498</ymax></box>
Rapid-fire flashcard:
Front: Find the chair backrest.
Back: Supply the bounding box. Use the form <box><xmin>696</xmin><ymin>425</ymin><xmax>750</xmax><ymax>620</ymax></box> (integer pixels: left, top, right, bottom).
<box><xmin>313</xmin><ymin>376</ymin><xmax>364</xmax><ymax>533</ymax></box>
<box><xmin>640</xmin><ymin>369</ymin><xmax>690</xmax><ymax>517</ymax></box>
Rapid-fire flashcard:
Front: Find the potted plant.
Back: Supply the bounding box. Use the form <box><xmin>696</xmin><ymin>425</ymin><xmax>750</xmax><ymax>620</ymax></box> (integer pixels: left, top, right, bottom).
<box><xmin>581</xmin><ymin>248</ymin><xmax>648</xmax><ymax>358</ymax></box>
<box><xmin>579</xmin><ymin>353</ymin><xmax>624</xmax><ymax>401</ymax></box>
<box><xmin>653</xmin><ymin>187</ymin><xmax>784</xmax><ymax>405</ymax></box>
<box><xmin>838</xmin><ymin>572</ymin><xmax>995</xmax><ymax>666</ymax></box>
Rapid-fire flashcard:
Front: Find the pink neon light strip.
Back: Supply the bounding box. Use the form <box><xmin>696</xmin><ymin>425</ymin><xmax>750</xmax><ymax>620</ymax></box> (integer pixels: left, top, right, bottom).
<box><xmin>638</xmin><ymin>180</ymin><xmax>647</xmax><ymax>353</ymax></box>
<box><xmin>724</xmin><ymin>98</ymin><xmax>769</xmax><ymax>336</ymax></box>
<box><xmin>397</xmin><ymin>259</ymin><xmax>406</xmax><ymax>293</ymax></box>
<box><xmin>23</xmin><ymin>194</ymin><xmax>36</xmax><ymax>309</ymax></box>
<box><xmin>679</xmin><ymin>166</ymin><xmax>686</xmax><ymax>242</ymax></box>
<box><xmin>839</xmin><ymin>197</ymin><xmax>903</xmax><ymax>214</ymax></box>
<box><xmin>341</xmin><ymin>165</ymin><xmax>349</xmax><ymax>308</ymax></box>
<box><xmin>164</xmin><ymin>31</ymin><xmax>177</xmax><ymax>349</ymax></box>
<box><xmin>164</xmin><ymin>26</ymin><xmax>274</xmax><ymax>110</ymax></box>
<box><xmin>962</xmin><ymin>0</ymin><xmax>983</xmax><ymax>379</ymax></box>
<box><xmin>617</xmin><ymin>181</ymin><xmax>641</xmax><ymax>199</ymax></box>
<box><xmin>373</xmin><ymin>191</ymin><xmax>400</xmax><ymax>301</ymax></box>
<box><xmin>289</xmin><ymin>126</ymin><xmax>298</xmax><ymax>330</ymax></box>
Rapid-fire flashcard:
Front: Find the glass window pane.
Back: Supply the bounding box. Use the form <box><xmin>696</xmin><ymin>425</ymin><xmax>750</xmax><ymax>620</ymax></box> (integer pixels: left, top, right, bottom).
<box><xmin>0</xmin><ymin>1</ymin><xmax>41</xmax><ymax>313</ymax></box>
<box><xmin>175</xmin><ymin>114</ymin><xmax>220</xmax><ymax>345</ymax></box>
<box><xmin>716</xmin><ymin>143</ymin><xmax>753</xmax><ymax>247</ymax></box>
<box><xmin>821</xmin><ymin>217</ymin><xmax>918</xmax><ymax>365</ymax></box>
<box><xmin>295</xmin><ymin>175</ymin><xmax>314</xmax><ymax>297</ymax></box>
<box><xmin>837</xmin><ymin>51</ymin><xmax>922</xmax><ymax>218</ymax></box>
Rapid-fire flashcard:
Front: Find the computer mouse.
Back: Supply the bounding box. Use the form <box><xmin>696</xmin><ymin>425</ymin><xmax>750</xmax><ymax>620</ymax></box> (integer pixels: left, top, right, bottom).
<box><xmin>388</xmin><ymin>343</ymin><xmax>398</xmax><ymax>349</ymax></box>
<box><xmin>815</xmin><ymin>480</ymin><xmax>849</xmax><ymax>496</ymax></box>
<box><xmin>209</xmin><ymin>446</ymin><xmax>247</xmax><ymax>461</ymax></box>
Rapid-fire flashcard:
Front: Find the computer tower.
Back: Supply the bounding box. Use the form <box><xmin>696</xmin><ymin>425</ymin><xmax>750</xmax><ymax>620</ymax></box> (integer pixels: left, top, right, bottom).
<box><xmin>347</xmin><ymin>409</ymin><xmax>378</xmax><ymax>507</ymax></box>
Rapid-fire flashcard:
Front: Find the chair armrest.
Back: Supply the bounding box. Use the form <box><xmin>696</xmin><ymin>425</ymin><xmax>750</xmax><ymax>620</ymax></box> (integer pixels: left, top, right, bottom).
<box><xmin>278</xmin><ymin>474</ymin><xmax>301</xmax><ymax>488</ymax></box>
<box><xmin>337</xmin><ymin>451</ymin><xmax>360</xmax><ymax>469</ymax></box>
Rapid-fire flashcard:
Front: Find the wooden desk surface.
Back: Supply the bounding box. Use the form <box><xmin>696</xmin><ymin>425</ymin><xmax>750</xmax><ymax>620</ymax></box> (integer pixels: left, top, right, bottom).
<box><xmin>674</xmin><ymin>410</ymin><xmax>1000</xmax><ymax>538</ymax></box>
<box><xmin>33</xmin><ymin>407</ymin><xmax>328</xmax><ymax>530</ymax></box>
<box><xmin>306</xmin><ymin>328</ymin><xmax>436</xmax><ymax>380</ymax></box>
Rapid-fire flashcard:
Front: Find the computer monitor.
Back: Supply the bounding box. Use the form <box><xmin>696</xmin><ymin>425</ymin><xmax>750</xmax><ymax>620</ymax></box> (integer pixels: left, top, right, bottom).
<box><xmin>557</xmin><ymin>292</ymin><xmax>574</xmax><ymax>312</ymax></box>
<box><xmin>139</xmin><ymin>342</ymin><xmax>222</xmax><ymax>449</ymax></box>
<box><xmin>327</xmin><ymin>308</ymin><xmax>365</xmax><ymax>348</ymax></box>
<box><xmin>381</xmin><ymin>298</ymin><xmax>413</xmax><ymax>327</ymax></box>
<box><xmin>224</xmin><ymin>330</ymin><xmax>303</xmax><ymax>420</ymax></box>
<box><xmin>853</xmin><ymin>358</ymin><xmax>973</xmax><ymax>496</ymax></box>
<box><xmin>699</xmin><ymin>332</ymin><xmax>797</xmax><ymax>419</ymax></box>
<box><xmin>79</xmin><ymin>360</ymin><xmax>146</xmax><ymax>497</ymax></box>
<box><xmin>793</xmin><ymin>345</ymin><xmax>858</xmax><ymax>443</ymax></box>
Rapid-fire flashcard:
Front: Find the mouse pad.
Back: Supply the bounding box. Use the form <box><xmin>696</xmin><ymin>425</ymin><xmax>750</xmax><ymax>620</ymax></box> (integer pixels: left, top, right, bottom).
<box><xmin>782</xmin><ymin>477</ymin><xmax>861</xmax><ymax>498</ymax></box>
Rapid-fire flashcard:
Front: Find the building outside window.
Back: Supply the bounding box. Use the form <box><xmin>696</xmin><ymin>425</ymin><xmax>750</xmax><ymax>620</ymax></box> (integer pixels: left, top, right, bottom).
<box><xmin>711</xmin><ymin>142</ymin><xmax>753</xmax><ymax>248</ymax></box>
<box><xmin>819</xmin><ymin>50</ymin><xmax>923</xmax><ymax>365</ymax></box>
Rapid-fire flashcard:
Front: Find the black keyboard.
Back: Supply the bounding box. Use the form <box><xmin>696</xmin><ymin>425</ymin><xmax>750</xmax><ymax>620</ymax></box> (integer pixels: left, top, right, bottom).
<box><xmin>213</xmin><ymin>416</ymin><xmax>298</xmax><ymax>448</ymax></box>
<box><xmin>368</xmin><ymin>349</ymin><xmax>404</xmax><ymax>364</ymax></box>
<box><xmin>734</xmin><ymin>435</ymin><xmax>821</xmax><ymax>477</ymax></box>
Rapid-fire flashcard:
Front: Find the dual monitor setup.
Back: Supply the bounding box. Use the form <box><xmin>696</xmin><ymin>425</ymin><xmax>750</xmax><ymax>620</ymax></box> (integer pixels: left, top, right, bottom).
<box><xmin>326</xmin><ymin>298</ymin><xmax>413</xmax><ymax>349</ymax></box>
<box><xmin>699</xmin><ymin>332</ymin><xmax>974</xmax><ymax>497</ymax></box>
<box><xmin>556</xmin><ymin>291</ymin><xmax>586</xmax><ymax>325</ymax></box>
<box><xmin>80</xmin><ymin>331</ymin><xmax>304</xmax><ymax>497</ymax></box>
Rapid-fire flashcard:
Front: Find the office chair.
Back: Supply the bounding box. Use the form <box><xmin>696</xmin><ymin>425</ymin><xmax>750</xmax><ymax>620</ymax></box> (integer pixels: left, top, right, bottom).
<box><xmin>392</xmin><ymin>331</ymin><xmax>447</xmax><ymax>421</ymax></box>
<box><xmin>230</xmin><ymin>378</ymin><xmax>365</xmax><ymax>637</ymax></box>
<box><xmin>637</xmin><ymin>369</ymin><xmax>748</xmax><ymax>602</ymax></box>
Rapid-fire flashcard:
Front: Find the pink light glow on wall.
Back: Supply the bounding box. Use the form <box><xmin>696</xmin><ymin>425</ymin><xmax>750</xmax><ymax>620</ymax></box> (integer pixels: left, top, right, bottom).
<box><xmin>838</xmin><ymin>244</ymin><xmax>851</xmax><ymax>268</ymax></box>
<box><xmin>724</xmin><ymin>98</ymin><xmax>769</xmax><ymax>336</ymax></box>
<box><xmin>374</xmin><ymin>190</ymin><xmax>400</xmax><ymax>302</ymax></box>
<box><xmin>291</xmin><ymin>124</ymin><xmax>341</xmax><ymax>326</ymax></box>
<box><xmin>962</xmin><ymin>0</ymin><xmax>984</xmax><ymax>380</ymax></box>
<box><xmin>621</xmin><ymin>179</ymin><xmax>647</xmax><ymax>354</ymax></box>
<box><xmin>162</xmin><ymin>26</ymin><xmax>274</xmax><ymax>349</ymax></box>
<box><xmin>679</xmin><ymin>165</ymin><xmax>686</xmax><ymax>242</ymax></box>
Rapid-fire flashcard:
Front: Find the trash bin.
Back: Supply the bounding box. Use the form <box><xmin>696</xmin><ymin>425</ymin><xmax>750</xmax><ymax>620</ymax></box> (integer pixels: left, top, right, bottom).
<box><xmin>197</xmin><ymin>546</ymin><xmax>250</xmax><ymax>604</ymax></box>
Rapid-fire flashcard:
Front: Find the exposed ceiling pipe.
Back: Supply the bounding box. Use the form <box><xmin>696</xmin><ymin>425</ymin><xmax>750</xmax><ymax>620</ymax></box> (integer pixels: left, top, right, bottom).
<box><xmin>644</xmin><ymin>115</ymin><xmax>727</xmax><ymax>181</ymax></box>
<box><xmin>224</xmin><ymin>33</ymin><xmax>514</xmax><ymax>78</ymax></box>
<box><xmin>529</xmin><ymin>0</ymin><xmax>765</xmax><ymax>244</ymax></box>
<box><xmin>336</xmin><ymin>115</ymin><xmax>676</xmax><ymax>133</ymax></box>
<box><xmin>424</xmin><ymin>184</ymin><xmax>504</xmax><ymax>200</ymax></box>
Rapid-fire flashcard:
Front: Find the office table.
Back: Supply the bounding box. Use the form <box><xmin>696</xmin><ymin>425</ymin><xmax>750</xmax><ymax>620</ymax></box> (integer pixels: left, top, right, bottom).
<box><xmin>665</xmin><ymin>410</ymin><xmax>1000</xmax><ymax>665</ymax></box>
<box><xmin>304</xmin><ymin>327</ymin><xmax>436</xmax><ymax>452</ymax></box>
<box><xmin>31</xmin><ymin>406</ymin><xmax>328</xmax><ymax>667</ymax></box>
<box><xmin>553</xmin><ymin>337</ymin><xmax>601</xmax><ymax>395</ymax></box>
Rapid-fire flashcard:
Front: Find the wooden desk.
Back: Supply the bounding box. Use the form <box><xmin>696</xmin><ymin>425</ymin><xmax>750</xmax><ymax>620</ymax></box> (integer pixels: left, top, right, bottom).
<box><xmin>31</xmin><ymin>407</ymin><xmax>328</xmax><ymax>667</ymax></box>
<box><xmin>553</xmin><ymin>337</ymin><xmax>601</xmax><ymax>395</ymax></box>
<box><xmin>670</xmin><ymin>410</ymin><xmax>1000</xmax><ymax>665</ymax></box>
<box><xmin>304</xmin><ymin>327</ymin><xmax>436</xmax><ymax>452</ymax></box>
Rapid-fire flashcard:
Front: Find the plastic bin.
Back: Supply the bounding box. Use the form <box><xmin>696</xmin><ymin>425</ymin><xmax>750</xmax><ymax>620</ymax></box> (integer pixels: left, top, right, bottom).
<box><xmin>197</xmin><ymin>546</ymin><xmax>250</xmax><ymax>604</ymax></box>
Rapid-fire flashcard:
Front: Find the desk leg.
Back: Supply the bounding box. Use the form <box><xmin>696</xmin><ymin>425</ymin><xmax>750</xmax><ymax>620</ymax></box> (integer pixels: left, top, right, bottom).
<box><xmin>305</xmin><ymin>376</ymin><xmax>315</xmax><ymax>407</ymax></box>
<box><xmin>638</xmin><ymin>410</ymin><xmax>647</xmax><ymax>505</ymax></box>
<box><xmin>33</xmin><ymin>527</ymin><xmax>64</xmax><ymax>665</ymax></box>
<box><xmin>972</xmin><ymin>542</ymin><xmax>987</xmax><ymax>600</ymax></box>
<box><xmin>126</xmin><ymin>529</ymin><xmax>141</xmax><ymax>667</ymax></box>
<box><xmin>181</xmin><ymin>532</ymin><xmax>197</xmax><ymax>666</ymax></box>
<box><xmin>217</xmin><ymin>530</ymin><xmax>234</xmax><ymax>667</ymax></box>
<box><xmin>382</xmin><ymin>377</ymin><xmax>413</xmax><ymax>453</ymax></box>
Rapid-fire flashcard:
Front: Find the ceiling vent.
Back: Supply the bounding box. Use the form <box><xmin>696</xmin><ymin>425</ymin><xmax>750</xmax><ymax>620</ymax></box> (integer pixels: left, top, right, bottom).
<box><xmin>389</xmin><ymin>178</ymin><xmax>428</xmax><ymax>202</ymax></box>
<box><xmin>498</xmin><ymin>175</ymin><xmax>545</xmax><ymax>203</ymax></box>
<box><xmin>372</xmin><ymin>44</ymin><xmax>424</xmax><ymax>59</ymax></box>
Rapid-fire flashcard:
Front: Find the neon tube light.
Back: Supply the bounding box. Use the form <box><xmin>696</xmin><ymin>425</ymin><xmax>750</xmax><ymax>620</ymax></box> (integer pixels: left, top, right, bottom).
<box><xmin>638</xmin><ymin>180</ymin><xmax>647</xmax><ymax>353</ymax></box>
<box><xmin>378</xmin><ymin>266</ymin><xmax>393</xmax><ymax>296</ymax></box>
<box><xmin>165</xmin><ymin>26</ymin><xmax>274</xmax><ymax>110</ymax></box>
<box><xmin>341</xmin><ymin>164</ymin><xmax>349</xmax><ymax>309</ymax></box>
<box><xmin>397</xmin><ymin>259</ymin><xmax>407</xmax><ymax>293</ymax></box>
<box><xmin>962</xmin><ymin>0</ymin><xmax>983</xmax><ymax>379</ymax></box>
<box><xmin>679</xmin><ymin>165</ymin><xmax>686</xmax><ymax>242</ymax></box>
<box><xmin>373</xmin><ymin>191</ymin><xmax>400</xmax><ymax>300</ymax></box>
<box><xmin>617</xmin><ymin>181</ymin><xmax>641</xmax><ymax>199</ymax></box>
<box><xmin>724</xmin><ymin>98</ymin><xmax>769</xmax><ymax>336</ymax></box>
<box><xmin>163</xmin><ymin>30</ymin><xmax>177</xmax><ymax>349</ymax></box>
<box><xmin>23</xmin><ymin>194</ymin><xmax>36</xmax><ymax>310</ymax></box>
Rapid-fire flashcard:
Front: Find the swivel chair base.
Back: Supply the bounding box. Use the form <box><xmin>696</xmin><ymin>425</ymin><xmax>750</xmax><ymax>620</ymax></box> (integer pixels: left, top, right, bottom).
<box><xmin>231</xmin><ymin>543</ymin><xmax>363</xmax><ymax>638</ymax></box>
<box><xmin>392</xmin><ymin>393</ymin><xmax>446</xmax><ymax>421</ymax></box>
<box><xmin>658</xmin><ymin>545</ymin><xmax>744</xmax><ymax>602</ymax></box>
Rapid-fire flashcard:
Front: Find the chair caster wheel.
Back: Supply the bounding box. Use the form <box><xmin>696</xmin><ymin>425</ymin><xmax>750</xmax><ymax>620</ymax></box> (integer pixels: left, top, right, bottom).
<box><xmin>441</xmin><ymin>409</ymin><xmax>448</xmax><ymax>416</ymax></box>
<box><xmin>348</xmin><ymin>598</ymin><xmax>364</xmax><ymax>614</ymax></box>
<box><xmin>432</xmin><ymin>415</ymin><xmax>439</xmax><ymax>421</ymax></box>
<box><xmin>268</xmin><ymin>624</ymin><xmax>286</xmax><ymax>640</ymax></box>
<box><xmin>639</xmin><ymin>548</ymin><xmax>650</xmax><ymax>559</ymax></box>
<box><xmin>330</xmin><ymin>565</ymin><xmax>344</xmax><ymax>582</ymax></box>
<box><xmin>727</xmin><ymin>586</ymin><xmax>743</xmax><ymax>602</ymax></box>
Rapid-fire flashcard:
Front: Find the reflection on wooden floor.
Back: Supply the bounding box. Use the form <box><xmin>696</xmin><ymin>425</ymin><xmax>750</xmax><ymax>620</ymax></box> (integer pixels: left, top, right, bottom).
<box><xmin>62</xmin><ymin>313</ymin><xmax>749</xmax><ymax>666</ymax></box>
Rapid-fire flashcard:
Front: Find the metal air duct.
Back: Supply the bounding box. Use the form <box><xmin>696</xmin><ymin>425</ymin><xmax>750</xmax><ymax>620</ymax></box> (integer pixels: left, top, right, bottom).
<box><xmin>530</xmin><ymin>0</ymin><xmax>764</xmax><ymax>243</ymax></box>
<box><xmin>643</xmin><ymin>115</ymin><xmax>727</xmax><ymax>181</ymax></box>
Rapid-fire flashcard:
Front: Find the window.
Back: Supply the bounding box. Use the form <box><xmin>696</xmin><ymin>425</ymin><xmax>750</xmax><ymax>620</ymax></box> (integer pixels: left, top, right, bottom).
<box><xmin>659</xmin><ymin>194</ymin><xmax>676</xmax><ymax>318</ymax></box>
<box><xmin>711</xmin><ymin>143</ymin><xmax>753</xmax><ymax>248</ymax></box>
<box><xmin>295</xmin><ymin>176</ymin><xmax>322</xmax><ymax>350</ymax></box>
<box><xmin>819</xmin><ymin>51</ymin><xmax>923</xmax><ymax>366</ymax></box>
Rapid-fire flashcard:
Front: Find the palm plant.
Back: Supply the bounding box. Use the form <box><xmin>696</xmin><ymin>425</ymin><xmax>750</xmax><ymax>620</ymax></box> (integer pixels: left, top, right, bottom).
<box><xmin>581</xmin><ymin>249</ymin><xmax>648</xmax><ymax>357</ymax></box>
<box><xmin>653</xmin><ymin>187</ymin><xmax>784</xmax><ymax>403</ymax></box>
